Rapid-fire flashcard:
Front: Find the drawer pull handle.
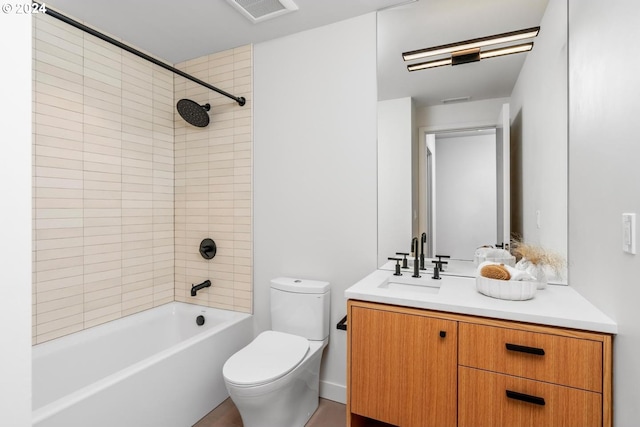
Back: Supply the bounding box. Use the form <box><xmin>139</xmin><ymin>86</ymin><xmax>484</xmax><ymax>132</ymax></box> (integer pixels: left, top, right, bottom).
<box><xmin>506</xmin><ymin>343</ymin><xmax>545</xmax><ymax>356</ymax></box>
<box><xmin>506</xmin><ymin>390</ymin><xmax>546</xmax><ymax>406</ymax></box>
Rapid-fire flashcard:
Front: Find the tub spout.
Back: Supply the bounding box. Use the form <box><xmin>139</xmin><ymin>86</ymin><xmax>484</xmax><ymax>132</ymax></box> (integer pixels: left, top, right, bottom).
<box><xmin>191</xmin><ymin>280</ymin><xmax>212</xmax><ymax>296</ymax></box>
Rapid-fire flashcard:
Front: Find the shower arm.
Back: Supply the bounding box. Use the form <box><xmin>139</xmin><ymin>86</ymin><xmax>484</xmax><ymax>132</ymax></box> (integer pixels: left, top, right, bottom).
<box><xmin>36</xmin><ymin>3</ymin><xmax>246</xmax><ymax>107</ymax></box>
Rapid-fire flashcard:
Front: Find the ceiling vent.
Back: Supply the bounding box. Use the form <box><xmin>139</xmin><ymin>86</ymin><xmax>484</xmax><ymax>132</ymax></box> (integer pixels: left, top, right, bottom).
<box><xmin>226</xmin><ymin>0</ymin><xmax>299</xmax><ymax>24</ymax></box>
<box><xmin>442</xmin><ymin>96</ymin><xmax>471</xmax><ymax>104</ymax></box>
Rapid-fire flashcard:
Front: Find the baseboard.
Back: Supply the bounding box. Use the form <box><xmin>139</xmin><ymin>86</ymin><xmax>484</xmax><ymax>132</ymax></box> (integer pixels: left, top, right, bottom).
<box><xmin>319</xmin><ymin>380</ymin><xmax>346</xmax><ymax>404</ymax></box>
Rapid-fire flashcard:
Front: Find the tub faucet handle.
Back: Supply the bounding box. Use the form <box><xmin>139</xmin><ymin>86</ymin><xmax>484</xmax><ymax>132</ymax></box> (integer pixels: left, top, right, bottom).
<box><xmin>199</xmin><ymin>238</ymin><xmax>217</xmax><ymax>260</ymax></box>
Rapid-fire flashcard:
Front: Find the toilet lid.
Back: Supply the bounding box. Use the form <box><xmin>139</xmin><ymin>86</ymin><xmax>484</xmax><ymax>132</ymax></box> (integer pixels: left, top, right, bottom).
<box><xmin>223</xmin><ymin>331</ymin><xmax>309</xmax><ymax>386</ymax></box>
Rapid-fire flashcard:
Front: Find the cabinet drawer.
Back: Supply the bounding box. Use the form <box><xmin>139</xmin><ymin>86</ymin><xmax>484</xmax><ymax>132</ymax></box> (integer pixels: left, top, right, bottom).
<box><xmin>458</xmin><ymin>367</ymin><xmax>602</xmax><ymax>427</ymax></box>
<box><xmin>459</xmin><ymin>322</ymin><xmax>602</xmax><ymax>391</ymax></box>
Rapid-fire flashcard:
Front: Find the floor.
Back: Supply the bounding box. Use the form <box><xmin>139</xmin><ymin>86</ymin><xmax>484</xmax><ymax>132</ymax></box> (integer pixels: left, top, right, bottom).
<box><xmin>193</xmin><ymin>397</ymin><xmax>347</xmax><ymax>427</ymax></box>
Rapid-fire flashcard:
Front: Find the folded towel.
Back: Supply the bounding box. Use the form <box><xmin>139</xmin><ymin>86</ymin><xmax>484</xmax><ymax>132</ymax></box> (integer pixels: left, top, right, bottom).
<box><xmin>477</xmin><ymin>261</ymin><xmax>535</xmax><ymax>282</ymax></box>
<box><xmin>502</xmin><ymin>263</ymin><xmax>535</xmax><ymax>281</ymax></box>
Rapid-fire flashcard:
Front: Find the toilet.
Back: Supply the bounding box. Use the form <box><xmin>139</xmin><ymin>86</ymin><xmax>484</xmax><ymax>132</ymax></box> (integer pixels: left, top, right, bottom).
<box><xmin>222</xmin><ymin>277</ymin><xmax>331</xmax><ymax>427</ymax></box>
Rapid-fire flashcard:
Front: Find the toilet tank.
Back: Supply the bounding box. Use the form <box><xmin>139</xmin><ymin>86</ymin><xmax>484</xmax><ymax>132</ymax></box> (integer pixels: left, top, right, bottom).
<box><xmin>270</xmin><ymin>277</ymin><xmax>330</xmax><ymax>341</ymax></box>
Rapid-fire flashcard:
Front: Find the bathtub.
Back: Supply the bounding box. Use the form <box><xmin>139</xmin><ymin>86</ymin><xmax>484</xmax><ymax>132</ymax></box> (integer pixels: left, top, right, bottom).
<box><xmin>32</xmin><ymin>302</ymin><xmax>252</xmax><ymax>427</ymax></box>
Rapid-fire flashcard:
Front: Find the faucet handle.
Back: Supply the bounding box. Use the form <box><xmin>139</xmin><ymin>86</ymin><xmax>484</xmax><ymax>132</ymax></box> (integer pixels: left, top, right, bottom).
<box><xmin>388</xmin><ymin>257</ymin><xmax>402</xmax><ymax>276</ymax></box>
<box><xmin>435</xmin><ymin>254</ymin><xmax>450</xmax><ymax>270</ymax></box>
<box><xmin>396</xmin><ymin>252</ymin><xmax>409</xmax><ymax>268</ymax></box>
<box><xmin>436</xmin><ymin>260</ymin><xmax>449</xmax><ymax>272</ymax></box>
<box><xmin>432</xmin><ymin>261</ymin><xmax>443</xmax><ymax>279</ymax></box>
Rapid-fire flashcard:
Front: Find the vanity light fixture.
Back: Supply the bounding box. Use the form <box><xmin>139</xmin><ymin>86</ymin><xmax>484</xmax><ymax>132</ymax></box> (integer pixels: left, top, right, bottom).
<box><xmin>403</xmin><ymin>26</ymin><xmax>539</xmax><ymax>72</ymax></box>
<box><xmin>407</xmin><ymin>42</ymin><xmax>534</xmax><ymax>71</ymax></box>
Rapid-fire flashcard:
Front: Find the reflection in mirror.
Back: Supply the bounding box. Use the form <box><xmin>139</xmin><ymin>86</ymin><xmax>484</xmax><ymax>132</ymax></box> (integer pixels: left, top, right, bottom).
<box><xmin>424</xmin><ymin>128</ymin><xmax>499</xmax><ymax>260</ymax></box>
<box><xmin>377</xmin><ymin>0</ymin><xmax>567</xmax><ymax>281</ymax></box>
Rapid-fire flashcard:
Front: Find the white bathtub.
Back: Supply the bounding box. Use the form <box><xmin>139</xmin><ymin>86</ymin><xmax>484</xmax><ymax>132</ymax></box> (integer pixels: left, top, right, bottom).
<box><xmin>32</xmin><ymin>302</ymin><xmax>252</xmax><ymax>427</ymax></box>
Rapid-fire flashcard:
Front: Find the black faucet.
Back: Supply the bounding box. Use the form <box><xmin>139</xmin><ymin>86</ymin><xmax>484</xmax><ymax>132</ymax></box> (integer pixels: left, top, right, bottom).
<box><xmin>412</xmin><ymin>237</ymin><xmax>420</xmax><ymax>278</ymax></box>
<box><xmin>191</xmin><ymin>279</ymin><xmax>211</xmax><ymax>296</ymax></box>
<box><xmin>432</xmin><ymin>261</ymin><xmax>442</xmax><ymax>280</ymax></box>
<box><xmin>420</xmin><ymin>232</ymin><xmax>427</xmax><ymax>270</ymax></box>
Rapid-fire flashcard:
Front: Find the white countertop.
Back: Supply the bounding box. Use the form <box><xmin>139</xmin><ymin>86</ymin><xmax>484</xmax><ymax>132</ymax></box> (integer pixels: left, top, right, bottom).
<box><xmin>345</xmin><ymin>269</ymin><xmax>617</xmax><ymax>334</ymax></box>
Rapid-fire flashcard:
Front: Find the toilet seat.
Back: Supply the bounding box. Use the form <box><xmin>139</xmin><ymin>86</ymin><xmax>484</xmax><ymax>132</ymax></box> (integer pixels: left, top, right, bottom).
<box><xmin>223</xmin><ymin>331</ymin><xmax>310</xmax><ymax>387</ymax></box>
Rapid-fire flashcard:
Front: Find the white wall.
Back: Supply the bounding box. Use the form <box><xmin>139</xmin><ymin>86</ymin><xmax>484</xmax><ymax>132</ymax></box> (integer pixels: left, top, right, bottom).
<box><xmin>568</xmin><ymin>1</ymin><xmax>640</xmax><ymax>424</ymax></box>
<box><xmin>435</xmin><ymin>134</ymin><xmax>497</xmax><ymax>259</ymax></box>
<box><xmin>0</xmin><ymin>12</ymin><xmax>32</xmax><ymax>427</ymax></box>
<box><xmin>378</xmin><ymin>97</ymin><xmax>413</xmax><ymax>265</ymax></box>
<box><xmin>509</xmin><ymin>0</ymin><xmax>567</xmax><ymax>256</ymax></box>
<box><xmin>253</xmin><ymin>13</ymin><xmax>378</xmax><ymax>403</ymax></box>
<box><xmin>416</xmin><ymin>97</ymin><xmax>510</xmax><ymax>131</ymax></box>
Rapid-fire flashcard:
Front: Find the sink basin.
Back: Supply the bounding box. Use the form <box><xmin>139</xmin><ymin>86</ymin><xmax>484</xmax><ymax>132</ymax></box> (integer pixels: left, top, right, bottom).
<box><xmin>378</xmin><ymin>274</ymin><xmax>441</xmax><ymax>295</ymax></box>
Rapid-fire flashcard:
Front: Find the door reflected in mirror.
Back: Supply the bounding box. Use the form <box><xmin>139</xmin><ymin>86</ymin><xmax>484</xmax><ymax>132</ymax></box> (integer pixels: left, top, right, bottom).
<box><xmin>424</xmin><ymin>128</ymin><xmax>499</xmax><ymax>261</ymax></box>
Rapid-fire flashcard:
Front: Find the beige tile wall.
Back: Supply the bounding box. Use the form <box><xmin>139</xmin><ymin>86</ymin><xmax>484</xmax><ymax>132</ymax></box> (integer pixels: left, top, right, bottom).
<box><xmin>174</xmin><ymin>47</ymin><xmax>253</xmax><ymax>313</ymax></box>
<box><xmin>32</xmin><ymin>12</ymin><xmax>253</xmax><ymax>344</ymax></box>
<box><xmin>32</xmin><ymin>14</ymin><xmax>175</xmax><ymax>343</ymax></box>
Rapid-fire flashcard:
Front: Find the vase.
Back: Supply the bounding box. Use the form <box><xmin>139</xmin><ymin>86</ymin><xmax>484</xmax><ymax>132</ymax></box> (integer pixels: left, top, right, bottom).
<box><xmin>515</xmin><ymin>258</ymin><xmax>548</xmax><ymax>290</ymax></box>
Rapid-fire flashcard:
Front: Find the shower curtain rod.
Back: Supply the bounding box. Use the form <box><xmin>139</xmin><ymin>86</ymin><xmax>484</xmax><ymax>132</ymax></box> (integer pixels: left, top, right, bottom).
<box><xmin>38</xmin><ymin>4</ymin><xmax>246</xmax><ymax>107</ymax></box>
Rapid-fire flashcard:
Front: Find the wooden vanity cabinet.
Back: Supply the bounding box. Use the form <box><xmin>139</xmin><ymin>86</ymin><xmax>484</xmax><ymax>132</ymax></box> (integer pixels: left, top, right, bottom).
<box><xmin>347</xmin><ymin>300</ymin><xmax>613</xmax><ymax>427</ymax></box>
<box><xmin>348</xmin><ymin>303</ymin><xmax>457</xmax><ymax>427</ymax></box>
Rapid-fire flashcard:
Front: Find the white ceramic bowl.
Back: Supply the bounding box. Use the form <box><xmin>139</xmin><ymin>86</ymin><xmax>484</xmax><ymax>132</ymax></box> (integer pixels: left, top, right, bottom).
<box><xmin>475</xmin><ymin>276</ymin><xmax>537</xmax><ymax>301</ymax></box>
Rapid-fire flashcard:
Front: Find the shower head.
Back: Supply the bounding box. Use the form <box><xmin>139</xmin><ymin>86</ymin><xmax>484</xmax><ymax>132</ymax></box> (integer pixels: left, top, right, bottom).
<box><xmin>177</xmin><ymin>99</ymin><xmax>211</xmax><ymax>127</ymax></box>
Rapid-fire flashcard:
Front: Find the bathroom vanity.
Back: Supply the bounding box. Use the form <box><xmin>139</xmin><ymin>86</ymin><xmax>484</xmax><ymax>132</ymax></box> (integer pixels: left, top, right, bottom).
<box><xmin>345</xmin><ymin>270</ymin><xmax>616</xmax><ymax>427</ymax></box>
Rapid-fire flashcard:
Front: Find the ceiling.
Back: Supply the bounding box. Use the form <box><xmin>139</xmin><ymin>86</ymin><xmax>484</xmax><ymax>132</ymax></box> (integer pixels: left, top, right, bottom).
<box><xmin>46</xmin><ymin>0</ymin><xmax>549</xmax><ymax>108</ymax></box>
<box><xmin>45</xmin><ymin>0</ymin><xmax>406</xmax><ymax>63</ymax></box>
<box><xmin>378</xmin><ymin>0</ymin><xmax>550</xmax><ymax>106</ymax></box>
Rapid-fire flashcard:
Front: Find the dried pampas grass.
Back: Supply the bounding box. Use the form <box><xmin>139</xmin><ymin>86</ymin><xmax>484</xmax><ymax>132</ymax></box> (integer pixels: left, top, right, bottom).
<box><xmin>511</xmin><ymin>240</ymin><xmax>566</xmax><ymax>274</ymax></box>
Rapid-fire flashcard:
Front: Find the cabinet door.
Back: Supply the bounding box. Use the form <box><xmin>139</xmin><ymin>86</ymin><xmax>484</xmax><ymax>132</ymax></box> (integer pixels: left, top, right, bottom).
<box><xmin>458</xmin><ymin>367</ymin><xmax>602</xmax><ymax>427</ymax></box>
<box><xmin>349</xmin><ymin>306</ymin><xmax>457</xmax><ymax>427</ymax></box>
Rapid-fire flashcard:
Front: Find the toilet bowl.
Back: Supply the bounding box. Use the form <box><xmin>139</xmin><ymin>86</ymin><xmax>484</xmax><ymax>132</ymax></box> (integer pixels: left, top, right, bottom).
<box><xmin>223</xmin><ymin>332</ymin><xmax>328</xmax><ymax>427</ymax></box>
<box><xmin>222</xmin><ymin>277</ymin><xmax>330</xmax><ymax>427</ymax></box>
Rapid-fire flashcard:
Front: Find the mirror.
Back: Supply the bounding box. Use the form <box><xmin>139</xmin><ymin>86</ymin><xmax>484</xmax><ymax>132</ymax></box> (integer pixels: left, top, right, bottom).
<box><xmin>377</xmin><ymin>0</ymin><xmax>568</xmax><ymax>280</ymax></box>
